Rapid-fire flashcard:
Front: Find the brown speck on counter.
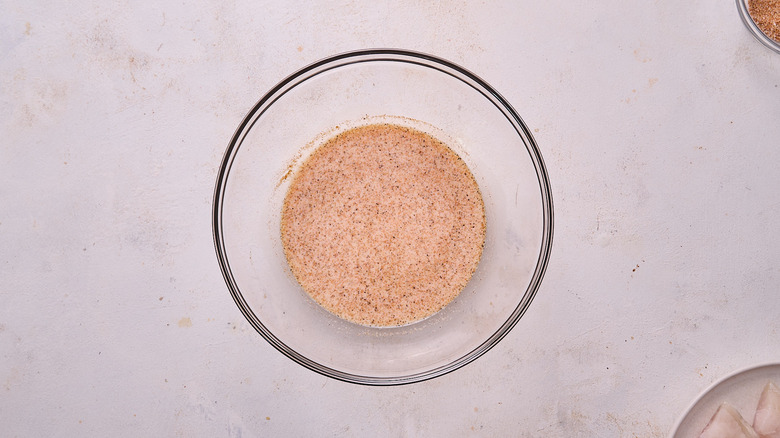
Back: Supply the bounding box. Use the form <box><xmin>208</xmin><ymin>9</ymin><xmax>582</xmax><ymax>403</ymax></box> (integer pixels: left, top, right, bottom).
<box><xmin>281</xmin><ymin>124</ymin><xmax>486</xmax><ymax>327</ymax></box>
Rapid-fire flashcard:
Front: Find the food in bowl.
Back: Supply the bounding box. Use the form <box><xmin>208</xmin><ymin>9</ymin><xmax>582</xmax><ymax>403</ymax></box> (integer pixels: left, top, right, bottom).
<box><xmin>699</xmin><ymin>403</ymin><xmax>758</xmax><ymax>437</ymax></box>
<box><xmin>699</xmin><ymin>403</ymin><xmax>759</xmax><ymax>438</ymax></box>
<box><xmin>753</xmin><ymin>381</ymin><xmax>780</xmax><ymax>438</ymax></box>
<box><xmin>698</xmin><ymin>381</ymin><xmax>780</xmax><ymax>438</ymax></box>
<box><xmin>280</xmin><ymin>123</ymin><xmax>486</xmax><ymax>327</ymax></box>
<box><xmin>737</xmin><ymin>0</ymin><xmax>780</xmax><ymax>54</ymax></box>
<box><xmin>747</xmin><ymin>0</ymin><xmax>780</xmax><ymax>42</ymax></box>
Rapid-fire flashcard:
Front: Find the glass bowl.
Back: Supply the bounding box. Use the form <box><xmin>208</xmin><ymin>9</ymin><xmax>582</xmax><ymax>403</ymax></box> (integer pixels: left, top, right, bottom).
<box><xmin>737</xmin><ymin>0</ymin><xmax>780</xmax><ymax>54</ymax></box>
<box><xmin>212</xmin><ymin>49</ymin><xmax>554</xmax><ymax>385</ymax></box>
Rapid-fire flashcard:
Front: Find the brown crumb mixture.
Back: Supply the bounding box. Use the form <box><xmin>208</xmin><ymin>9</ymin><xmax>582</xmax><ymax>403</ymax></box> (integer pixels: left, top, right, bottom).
<box><xmin>749</xmin><ymin>0</ymin><xmax>780</xmax><ymax>42</ymax></box>
<box><xmin>281</xmin><ymin>124</ymin><xmax>486</xmax><ymax>327</ymax></box>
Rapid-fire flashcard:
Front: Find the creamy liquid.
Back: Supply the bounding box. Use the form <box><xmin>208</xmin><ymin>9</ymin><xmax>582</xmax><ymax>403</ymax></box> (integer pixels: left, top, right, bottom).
<box><xmin>281</xmin><ymin>124</ymin><xmax>486</xmax><ymax>326</ymax></box>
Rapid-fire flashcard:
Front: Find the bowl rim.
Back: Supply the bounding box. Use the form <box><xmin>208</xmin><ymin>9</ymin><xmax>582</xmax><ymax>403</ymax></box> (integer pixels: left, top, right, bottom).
<box><xmin>212</xmin><ymin>48</ymin><xmax>554</xmax><ymax>385</ymax></box>
<box><xmin>736</xmin><ymin>0</ymin><xmax>780</xmax><ymax>54</ymax></box>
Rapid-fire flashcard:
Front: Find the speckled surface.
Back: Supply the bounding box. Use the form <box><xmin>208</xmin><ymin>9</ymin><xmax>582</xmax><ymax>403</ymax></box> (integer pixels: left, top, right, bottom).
<box><xmin>1</xmin><ymin>1</ymin><xmax>779</xmax><ymax>436</ymax></box>
<box><xmin>281</xmin><ymin>124</ymin><xmax>486</xmax><ymax>327</ymax></box>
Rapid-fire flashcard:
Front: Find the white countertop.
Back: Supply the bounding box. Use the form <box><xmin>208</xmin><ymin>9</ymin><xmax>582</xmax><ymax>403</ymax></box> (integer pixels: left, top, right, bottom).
<box><xmin>2</xmin><ymin>1</ymin><xmax>779</xmax><ymax>436</ymax></box>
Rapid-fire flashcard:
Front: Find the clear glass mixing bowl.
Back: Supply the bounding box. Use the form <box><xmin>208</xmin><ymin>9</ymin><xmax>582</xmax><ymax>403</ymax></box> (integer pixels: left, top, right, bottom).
<box><xmin>213</xmin><ymin>49</ymin><xmax>554</xmax><ymax>385</ymax></box>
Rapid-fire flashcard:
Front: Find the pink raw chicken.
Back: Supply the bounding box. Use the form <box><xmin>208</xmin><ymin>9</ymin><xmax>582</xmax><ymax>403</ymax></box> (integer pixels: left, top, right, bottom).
<box><xmin>753</xmin><ymin>382</ymin><xmax>780</xmax><ymax>438</ymax></box>
<box><xmin>700</xmin><ymin>403</ymin><xmax>759</xmax><ymax>438</ymax></box>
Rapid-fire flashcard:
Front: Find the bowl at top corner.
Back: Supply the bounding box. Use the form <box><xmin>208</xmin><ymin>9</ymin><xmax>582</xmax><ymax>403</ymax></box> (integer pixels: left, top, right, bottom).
<box><xmin>212</xmin><ymin>49</ymin><xmax>554</xmax><ymax>385</ymax></box>
<box><xmin>737</xmin><ymin>0</ymin><xmax>780</xmax><ymax>54</ymax></box>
